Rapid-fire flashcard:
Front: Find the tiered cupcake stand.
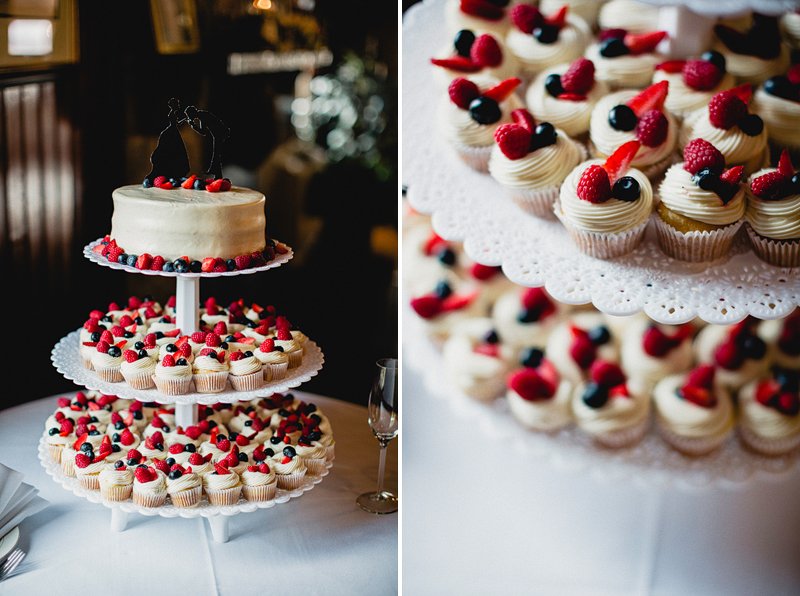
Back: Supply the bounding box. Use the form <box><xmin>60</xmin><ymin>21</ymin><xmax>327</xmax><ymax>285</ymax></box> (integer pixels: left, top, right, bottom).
<box><xmin>403</xmin><ymin>0</ymin><xmax>800</xmax><ymax>490</ymax></box>
<box><xmin>41</xmin><ymin>238</ymin><xmax>329</xmax><ymax>542</ymax></box>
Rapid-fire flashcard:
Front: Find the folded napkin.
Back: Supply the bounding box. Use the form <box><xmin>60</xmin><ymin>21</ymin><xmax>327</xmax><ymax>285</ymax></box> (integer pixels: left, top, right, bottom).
<box><xmin>0</xmin><ymin>463</ymin><xmax>48</xmax><ymax>539</ymax></box>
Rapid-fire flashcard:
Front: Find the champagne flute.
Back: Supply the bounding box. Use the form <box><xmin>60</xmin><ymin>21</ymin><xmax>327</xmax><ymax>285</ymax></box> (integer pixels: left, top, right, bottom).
<box><xmin>357</xmin><ymin>358</ymin><xmax>398</xmax><ymax>514</ymax></box>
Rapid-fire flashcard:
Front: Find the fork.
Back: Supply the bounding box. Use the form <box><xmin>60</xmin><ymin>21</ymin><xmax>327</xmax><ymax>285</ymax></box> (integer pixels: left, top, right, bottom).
<box><xmin>0</xmin><ymin>548</ymin><xmax>25</xmax><ymax>580</ymax></box>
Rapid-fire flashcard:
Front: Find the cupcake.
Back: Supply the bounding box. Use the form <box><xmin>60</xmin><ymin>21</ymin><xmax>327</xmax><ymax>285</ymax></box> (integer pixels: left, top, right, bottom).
<box><xmin>540</xmin><ymin>0</ymin><xmax>599</xmax><ymax>29</ymax></box>
<box><xmin>192</xmin><ymin>350</ymin><xmax>229</xmax><ymax>394</ymax></box>
<box><xmin>752</xmin><ymin>67</ymin><xmax>800</xmax><ymax>160</ymax></box>
<box><xmin>254</xmin><ymin>339</ymin><xmax>290</xmax><ymax>382</ymax></box>
<box><xmin>713</xmin><ymin>14</ymin><xmax>790</xmax><ymax>85</ymax></box>
<box><xmin>442</xmin><ymin>318</ymin><xmax>515</xmax><ymax>401</ymax></box>
<box><xmin>444</xmin><ymin>0</ymin><xmax>510</xmax><ymax>38</ymax></box>
<box><xmin>120</xmin><ymin>349</ymin><xmax>156</xmax><ymax>390</ymax></box>
<box><xmin>91</xmin><ymin>340</ymin><xmax>124</xmax><ymax>383</ymax></box>
<box><xmin>546</xmin><ymin>312</ymin><xmax>619</xmax><ymax>385</ymax></box>
<box><xmin>621</xmin><ymin>320</ymin><xmax>695</xmax><ymax>391</ymax></box>
<box><xmin>526</xmin><ymin>57</ymin><xmax>609</xmax><ymax>139</ymax></box>
<box><xmin>745</xmin><ymin>151</ymin><xmax>800</xmax><ymax>267</ymax></box>
<box><xmin>132</xmin><ymin>466</ymin><xmax>168</xmax><ymax>507</ymax></box>
<box><xmin>653</xmin><ymin>364</ymin><xmax>735</xmax><ymax>455</ymax></box>
<box><xmin>294</xmin><ymin>438</ymin><xmax>328</xmax><ymax>476</ymax></box>
<box><xmin>241</xmin><ymin>463</ymin><xmax>278</xmax><ymax>502</ymax></box>
<box><xmin>60</xmin><ymin>445</ymin><xmax>78</xmax><ymax>478</ymax></box>
<box><xmin>655</xmin><ymin>139</ymin><xmax>746</xmax><ymax>262</ymax></box>
<box><xmin>571</xmin><ymin>361</ymin><xmax>650</xmax><ymax>448</ymax></box>
<box><xmin>761</xmin><ymin>310</ymin><xmax>800</xmax><ymax>370</ymax></box>
<box><xmin>271</xmin><ymin>446</ymin><xmax>308</xmax><ymax>490</ymax></box>
<box><xmin>505</xmin><ymin>5</ymin><xmax>590</xmax><ymax>79</ymax></box>
<box><xmin>186</xmin><ymin>452</ymin><xmax>215</xmax><ymax>477</ymax></box>
<box><xmin>166</xmin><ymin>464</ymin><xmax>202</xmax><ymax>507</ymax></box>
<box><xmin>44</xmin><ymin>419</ymin><xmax>72</xmax><ymax>463</ymax></box>
<box><xmin>409</xmin><ymin>273</ymin><xmax>483</xmax><ymax>343</ymax></box>
<box><xmin>589</xmin><ymin>81</ymin><xmax>676</xmax><ymax>178</ymax></box>
<box><xmin>273</xmin><ymin>327</ymin><xmax>303</xmax><ymax>369</ymax></box>
<box><xmin>738</xmin><ymin>369</ymin><xmax>800</xmax><ymax>456</ymax></box>
<box><xmin>694</xmin><ymin>319</ymin><xmax>771</xmax><ymax>391</ymax></box>
<box><xmin>488</xmin><ymin>108</ymin><xmax>585</xmax><ymax>217</ymax></box>
<box><xmin>781</xmin><ymin>11</ymin><xmax>800</xmax><ymax>48</ymax></box>
<box><xmin>441</xmin><ymin>76</ymin><xmax>522</xmax><ymax>171</ymax></box>
<box><xmin>597</xmin><ymin>0</ymin><xmax>660</xmax><ymax>34</ymax></box>
<box><xmin>204</xmin><ymin>462</ymin><xmax>243</xmax><ymax>505</ymax></box>
<box><xmin>74</xmin><ymin>450</ymin><xmax>108</xmax><ymax>491</ymax></box>
<box><xmin>431</xmin><ymin>31</ymin><xmax>518</xmax><ymax>86</ymax></box>
<box><xmin>153</xmin><ymin>354</ymin><xmax>192</xmax><ymax>395</ymax></box>
<box><xmin>586</xmin><ymin>30</ymin><xmax>667</xmax><ymax>91</ymax></box>
<box><xmin>681</xmin><ymin>85</ymin><xmax>768</xmax><ymax>175</ymax></box>
<box><xmin>99</xmin><ymin>463</ymin><xmax>134</xmax><ymax>502</ymax></box>
<box><xmin>138</xmin><ymin>430</ymin><xmax>167</xmax><ymax>459</ymax></box>
<box><xmin>227</xmin><ymin>350</ymin><xmax>264</xmax><ymax>391</ymax></box>
<box><xmin>506</xmin><ymin>348</ymin><xmax>573</xmax><ymax>431</ymax></box>
<box><xmin>158</xmin><ymin>340</ymin><xmax>193</xmax><ymax>363</ymax></box>
<box><xmin>491</xmin><ymin>286</ymin><xmax>561</xmax><ymax>349</ymax></box>
<box><xmin>653</xmin><ymin>51</ymin><xmax>736</xmax><ymax>120</ymax></box>
<box><xmin>556</xmin><ymin>140</ymin><xmax>654</xmax><ymax>259</ymax></box>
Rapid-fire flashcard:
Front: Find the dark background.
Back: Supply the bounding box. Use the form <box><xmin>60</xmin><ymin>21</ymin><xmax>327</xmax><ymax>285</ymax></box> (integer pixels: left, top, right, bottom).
<box><xmin>1</xmin><ymin>0</ymin><xmax>398</xmax><ymax>408</ymax></box>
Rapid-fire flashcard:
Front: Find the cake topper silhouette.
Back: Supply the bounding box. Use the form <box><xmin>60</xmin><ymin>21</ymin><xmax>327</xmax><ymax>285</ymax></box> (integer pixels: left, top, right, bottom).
<box><xmin>143</xmin><ymin>98</ymin><xmax>231</xmax><ymax>190</ymax></box>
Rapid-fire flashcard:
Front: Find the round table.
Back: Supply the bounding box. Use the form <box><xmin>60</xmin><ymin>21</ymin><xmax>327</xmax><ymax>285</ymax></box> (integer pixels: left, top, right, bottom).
<box><xmin>403</xmin><ymin>355</ymin><xmax>800</xmax><ymax>595</ymax></box>
<box><xmin>0</xmin><ymin>392</ymin><xmax>397</xmax><ymax>596</ymax></box>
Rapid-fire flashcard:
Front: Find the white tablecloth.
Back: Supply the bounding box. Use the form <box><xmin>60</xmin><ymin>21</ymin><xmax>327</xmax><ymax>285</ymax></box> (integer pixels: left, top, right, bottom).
<box><xmin>403</xmin><ymin>352</ymin><xmax>800</xmax><ymax>596</ymax></box>
<box><xmin>0</xmin><ymin>392</ymin><xmax>397</xmax><ymax>596</ymax></box>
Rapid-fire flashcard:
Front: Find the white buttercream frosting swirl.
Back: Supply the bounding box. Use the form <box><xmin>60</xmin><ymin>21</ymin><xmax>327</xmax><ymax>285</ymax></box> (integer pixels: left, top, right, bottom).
<box><xmin>713</xmin><ymin>43</ymin><xmax>789</xmax><ymax>85</ymax></box>
<box><xmin>739</xmin><ymin>379</ymin><xmax>800</xmax><ymax>440</ymax></box>
<box><xmin>505</xmin><ymin>16</ymin><xmax>590</xmax><ymax>76</ymax></box>
<box><xmin>658</xmin><ymin>163</ymin><xmax>745</xmax><ymax>226</ymax></box>
<box><xmin>597</xmin><ymin>0</ymin><xmax>660</xmax><ymax>34</ymax></box>
<box><xmin>99</xmin><ymin>467</ymin><xmax>133</xmax><ymax>487</ymax></box>
<box><xmin>230</xmin><ymin>355</ymin><xmax>262</xmax><ymax>376</ymax></box>
<box><xmin>746</xmin><ymin>168</ymin><xmax>800</xmax><ymax>240</ymax></box>
<box><xmin>586</xmin><ymin>43</ymin><xmax>661</xmax><ymax>90</ymax></box>
<box><xmin>166</xmin><ymin>471</ymin><xmax>201</xmax><ymax>493</ymax></box>
<box><xmin>271</xmin><ymin>454</ymin><xmax>307</xmax><ymax>475</ymax></box>
<box><xmin>155</xmin><ymin>360</ymin><xmax>192</xmax><ymax>379</ymax></box>
<box><xmin>120</xmin><ymin>356</ymin><xmax>156</xmax><ymax>376</ymax></box>
<box><xmin>91</xmin><ymin>351</ymin><xmax>122</xmax><ymax>369</ymax></box>
<box><xmin>571</xmin><ymin>383</ymin><xmax>650</xmax><ymax>434</ymax></box>
<box><xmin>751</xmin><ymin>87</ymin><xmax>800</xmax><ymax>148</ymax></box>
<box><xmin>242</xmin><ymin>468</ymin><xmax>276</xmax><ymax>487</ymax></box>
<box><xmin>653</xmin><ymin>374</ymin><xmax>734</xmax><ymax>439</ymax></box>
<box><xmin>653</xmin><ymin>69</ymin><xmax>736</xmax><ymax>118</ymax></box>
<box><xmin>686</xmin><ymin>106</ymin><xmax>768</xmax><ymax>170</ymax></box>
<box><xmin>203</xmin><ymin>470</ymin><xmax>241</xmax><ymax>490</ymax></box>
<box><xmin>507</xmin><ymin>377</ymin><xmax>573</xmax><ymax>431</ymax></box>
<box><xmin>192</xmin><ymin>354</ymin><xmax>229</xmax><ymax>374</ymax></box>
<box><xmin>489</xmin><ymin>130</ymin><xmax>584</xmax><ymax>189</ymax></box>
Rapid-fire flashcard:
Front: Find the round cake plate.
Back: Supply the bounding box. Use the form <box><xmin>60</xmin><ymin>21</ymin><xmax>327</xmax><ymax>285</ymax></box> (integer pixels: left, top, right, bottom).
<box><xmin>84</xmin><ymin>238</ymin><xmax>293</xmax><ymax>278</ymax></box>
<box><xmin>405</xmin><ymin>315</ymin><xmax>800</xmax><ymax>492</ymax></box>
<box><xmin>38</xmin><ymin>437</ymin><xmax>333</xmax><ymax>543</ymax></box>
<box><xmin>52</xmin><ymin>330</ymin><xmax>325</xmax><ymax>406</ymax></box>
<box><xmin>403</xmin><ymin>0</ymin><xmax>800</xmax><ymax>326</ymax></box>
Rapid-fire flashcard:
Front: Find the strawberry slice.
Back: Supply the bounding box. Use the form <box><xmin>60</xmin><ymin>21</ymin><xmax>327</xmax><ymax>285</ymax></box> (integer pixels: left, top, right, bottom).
<box><xmin>777</xmin><ymin>149</ymin><xmax>794</xmax><ymax>179</ymax></box>
<box><xmin>473</xmin><ymin>343</ymin><xmax>500</xmax><ymax>358</ymax></box>
<box><xmin>213</xmin><ymin>461</ymin><xmax>230</xmax><ymax>475</ymax></box>
<box><xmin>410</xmin><ymin>295</ymin><xmax>442</xmax><ymax>319</ymax></box>
<box><xmin>508</xmin><ymin>368</ymin><xmax>556</xmax><ymax>401</ymax></box>
<box><xmin>558</xmin><ymin>93</ymin><xmax>587</xmax><ymax>101</ymax></box>
<box><xmin>511</xmin><ymin>108</ymin><xmax>536</xmax><ymax>133</ymax></box>
<box><xmin>460</xmin><ymin>0</ymin><xmax>504</xmax><ymax>21</ymax></box>
<box><xmin>719</xmin><ymin>165</ymin><xmax>744</xmax><ymax>185</ymax></box>
<box><xmin>423</xmin><ymin>232</ymin><xmax>448</xmax><ymax>256</ymax></box>
<box><xmin>72</xmin><ymin>432</ymin><xmax>89</xmax><ymax>451</ymax></box>
<box><xmin>681</xmin><ymin>385</ymin><xmax>717</xmax><ymax>408</ymax></box>
<box><xmin>430</xmin><ymin>57</ymin><xmax>480</xmax><ymax>72</ymax></box>
<box><xmin>626</xmin><ymin>81</ymin><xmax>669</xmax><ymax>116</ymax></box>
<box><xmin>609</xmin><ymin>383</ymin><xmax>630</xmax><ymax>398</ymax></box>
<box><xmin>603</xmin><ymin>140</ymin><xmax>641</xmax><ymax>184</ymax></box>
<box><xmin>163</xmin><ymin>328</ymin><xmax>181</xmax><ymax>337</ymax></box>
<box><xmin>441</xmin><ymin>291</ymin><xmax>478</xmax><ymax>312</ymax></box>
<box><xmin>756</xmin><ymin>380</ymin><xmax>780</xmax><ymax>406</ymax></box>
<box><xmin>655</xmin><ymin>60</ymin><xmax>685</xmax><ymax>73</ymax></box>
<box><xmin>686</xmin><ymin>364</ymin><xmax>715</xmax><ymax>389</ymax></box>
<box><xmin>470</xmin><ymin>262</ymin><xmax>500</xmax><ymax>280</ymax></box>
<box><xmin>544</xmin><ymin>5</ymin><xmax>567</xmax><ymax>28</ymax></box>
<box><xmin>726</xmin><ymin>83</ymin><xmax>752</xmax><ymax>104</ymax></box>
<box><xmin>624</xmin><ymin>31</ymin><xmax>667</xmax><ymax>55</ymax></box>
<box><xmin>483</xmin><ymin>78</ymin><xmax>521</xmax><ymax>102</ymax></box>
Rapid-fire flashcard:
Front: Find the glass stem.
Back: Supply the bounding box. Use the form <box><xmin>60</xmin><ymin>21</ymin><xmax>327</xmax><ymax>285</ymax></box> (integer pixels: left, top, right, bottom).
<box><xmin>376</xmin><ymin>442</ymin><xmax>387</xmax><ymax>494</ymax></box>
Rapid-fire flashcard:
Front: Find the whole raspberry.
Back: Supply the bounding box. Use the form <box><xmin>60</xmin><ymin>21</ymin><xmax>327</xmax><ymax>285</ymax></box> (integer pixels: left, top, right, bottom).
<box><xmin>708</xmin><ymin>91</ymin><xmax>747</xmax><ymax>130</ymax></box>
<box><xmin>510</xmin><ymin>4</ymin><xmax>541</xmax><ymax>34</ymax></box>
<box><xmin>234</xmin><ymin>254</ymin><xmax>252</xmax><ymax>270</ymax></box>
<box><xmin>683</xmin><ymin>139</ymin><xmax>725</xmax><ymax>175</ymax></box>
<box><xmin>561</xmin><ymin>58</ymin><xmax>595</xmax><ymax>94</ymax></box>
<box><xmin>494</xmin><ymin>124</ymin><xmax>531</xmax><ymax>160</ymax></box>
<box><xmin>576</xmin><ymin>164</ymin><xmax>611</xmax><ymax>203</ymax></box>
<box><xmin>448</xmin><ymin>77</ymin><xmax>480</xmax><ymax>109</ymax></box>
<box><xmin>682</xmin><ymin>60</ymin><xmax>722</xmax><ymax>91</ymax></box>
<box><xmin>589</xmin><ymin>361</ymin><xmax>626</xmax><ymax>387</ymax></box>
<box><xmin>150</xmin><ymin>255</ymin><xmax>165</xmax><ymax>271</ymax></box>
<box><xmin>470</xmin><ymin>34</ymin><xmax>502</xmax><ymax>67</ymax></box>
<box><xmin>123</xmin><ymin>349</ymin><xmax>139</xmax><ymax>363</ymax></box>
<box><xmin>635</xmin><ymin>109</ymin><xmax>668</xmax><ymax>147</ymax></box>
<box><xmin>191</xmin><ymin>331</ymin><xmax>206</xmax><ymax>343</ymax></box>
<box><xmin>75</xmin><ymin>453</ymin><xmax>91</xmax><ymax>468</ymax></box>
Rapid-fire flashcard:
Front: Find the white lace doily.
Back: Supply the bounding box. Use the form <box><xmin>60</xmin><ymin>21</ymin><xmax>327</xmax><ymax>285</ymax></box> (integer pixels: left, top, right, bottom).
<box><xmin>403</xmin><ymin>0</ymin><xmax>800</xmax><ymax>326</ymax></box>
<box><xmin>84</xmin><ymin>239</ymin><xmax>293</xmax><ymax>278</ymax></box>
<box><xmin>636</xmin><ymin>0</ymin><xmax>800</xmax><ymax>16</ymax></box>
<box><xmin>38</xmin><ymin>437</ymin><xmax>331</xmax><ymax>517</ymax></box>
<box><xmin>405</xmin><ymin>315</ymin><xmax>800</xmax><ymax>491</ymax></box>
<box><xmin>52</xmin><ymin>330</ymin><xmax>325</xmax><ymax>405</ymax></box>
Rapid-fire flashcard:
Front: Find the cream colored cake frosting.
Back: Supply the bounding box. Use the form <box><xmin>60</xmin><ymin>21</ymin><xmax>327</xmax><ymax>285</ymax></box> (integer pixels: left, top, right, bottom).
<box><xmin>653</xmin><ymin>373</ymin><xmax>734</xmax><ymax>440</ymax></box>
<box><xmin>620</xmin><ymin>319</ymin><xmax>693</xmax><ymax>390</ymax></box>
<box><xmin>571</xmin><ymin>383</ymin><xmax>650</xmax><ymax>436</ymax></box>
<box><xmin>545</xmin><ymin>313</ymin><xmax>619</xmax><ymax>384</ymax></box>
<box><xmin>505</xmin><ymin>16</ymin><xmax>590</xmax><ymax>77</ymax></box>
<box><xmin>444</xmin><ymin>0</ymin><xmax>510</xmax><ymax>38</ymax></box>
<box><xmin>658</xmin><ymin>163</ymin><xmax>745</xmax><ymax>226</ymax></box>
<box><xmin>440</xmin><ymin>76</ymin><xmax>521</xmax><ymax>148</ymax></box>
<box><xmin>683</xmin><ymin>108</ymin><xmax>768</xmax><ymax>174</ymax></box>
<box><xmin>746</xmin><ymin>168</ymin><xmax>800</xmax><ymax>240</ymax></box>
<box><xmin>739</xmin><ymin>379</ymin><xmax>800</xmax><ymax>441</ymax></box>
<box><xmin>653</xmin><ymin>70</ymin><xmax>736</xmax><ymax>119</ymax></box>
<box><xmin>488</xmin><ymin>130</ymin><xmax>585</xmax><ymax>190</ymax></box>
<box><xmin>751</xmin><ymin>88</ymin><xmax>800</xmax><ymax>149</ymax></box>
<box><xmin>712</xmin><ymin>43</ymin><xmax>789</xmax><ymax>85</ymax></box>
<box><xmin>597</xmin><ymin>0</ymin><xmax>660</xmax><ymax>34</ymax></box>
<box><xmin>507</xmin><ymin>373</ymin><xmax>573</xmax><ymax>431</ymax></box>
<box><xmin>110</xmin><ymin>185</ymin><xmax>266</xmax><ymax>260</ymax></box>
<box><xmin>540</xmin><ymin>0</ymin><xmax>600</xmax><ymax>28</ymax></box>
<box><xmin>585</xmin><ymin>44</ymin><xmax>662</xmax><ymax>90</ymax></box>
<box><xmin>694</xmin><ymin>324</ymin><xmax>771</xmax><ymax>390</ymax></box>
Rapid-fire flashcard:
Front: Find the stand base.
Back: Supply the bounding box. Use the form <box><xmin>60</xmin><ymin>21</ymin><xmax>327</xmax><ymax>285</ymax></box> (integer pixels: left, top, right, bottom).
<box><xmin>108</xmin><ymin>508</ymin><xmax>231</xmax><ymax>543</ymax></box>
<box><xmin>356</xmin><ymin>491</ymin><xmax>398</xmax><ymax>514</ymax></box>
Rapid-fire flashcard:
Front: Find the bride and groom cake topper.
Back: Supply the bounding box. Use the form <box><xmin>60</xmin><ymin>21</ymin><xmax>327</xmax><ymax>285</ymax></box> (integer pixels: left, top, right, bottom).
<box><xmin>145</xmin><ymin>97</ymin><xmax>231</xmax><ymax>186</ymax></box>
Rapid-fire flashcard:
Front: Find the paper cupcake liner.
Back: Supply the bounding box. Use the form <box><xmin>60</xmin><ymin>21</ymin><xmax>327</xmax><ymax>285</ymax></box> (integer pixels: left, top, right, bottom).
<box><xmin>460</xmin><ymin>378</ymin><xmax>506</xmax><ymax>402</ymax></box>
<box><xmin>276</xmin><ymin>470</ymin><xmax>307</xmax><ymax>490</ymax></box>
<box><xmin>453</xmin><ymin>142</ymin><xmax>492</xmax><ymax>173</ymax></box>
<box><xmin>205</xmin><ymin>485</ymin><xmax>242</xmax><ymax>506</ymax></box>
<box><xmin>286</xmin><ymin>351</ymin><xmax>303</xmax><ymax>369</ymax></box>
<box><xmin>589</xmin><ymin>417</ymin><xmax>650</xmax><ymax>449</ymax></box>
<box><xmin>122</xmin><ymin>370</ymin><xmax>156</xmax><ymax>390</ymax></box>
<box><xmin>77</xmin><ymin>473</ymin><xmax>100</xmax><ymax>491</ymax></box>
<box><xmin>303</xmin><ymin>457</ymin><xmax>328</xmax><ymax>476</ymax></box>
<box><xmin>229</xmin><ymin>370</ymin><xmax>265</xmax><ymax>392</ymax></box>
<box><xmin>152</xmin><ymin>375</ymin><xmax>192</xmax><ymax>396</ymax></box>
<box><xmin>101</xmin><ymin>484</ymin><xmax>133</xmax><ymax>502</ymax></box>
<box><xmin>555</xmin><ymin>203</ymin><xmax>649</xmax><ymax>259</ymax></box>
<box><xmin>47</xmin><ymin>444</ymin><xmax>64</xmax><ymax>463</ymax></box>
<box><xmin>657</xmin><ymin>424</ymin><xmax>731</xmax><ymax>456</ymax></box>
<box><xmin>745</xmin><ymin>224</ymin><xmax>800</xmax><ymax>268</ymax></box>
<box><xmin>264</xmin><ymin>361</ymin><xmax>289</xmax><ymax>382</ymax></box>
<box><xmin>739</xmin><ymin>425</ymin><xmax>800</xmax><ymax>457</ymax></box>
<box><xmin>169</xmin><ymin>485</ymin><xmax>202</xmax><ymax>508</ymax></box>
<box><xmin>194</xmin><ymin>371</ymin><xmax>229</xmax><ymax>393</ymax></box>
<box><xmin>325</xmin><ymin>445</ymin><xmax>335</xmax><ymax>461</ymax></box>
<box><xmin>94</xmin><ymin>366</ymin><xmax>123</xmax><ymax>383</ymax></box>
<box><xmin>81</xmin><ymin>356</ymin><xmax>93</xmax><ymax>370</ymax></box>
<box><xmin>242</xmin><ymin>481</ymin><xmax>277</xmax><ymax>502</ymax></box>
<box><xmin>61</xmin><ymin>458</ymin><xmax>76</xmax><ymax>478</ymax></box>
<box><xmin>509</xmin><ymin>185</ymin><xmax>560</xmax><ymax>219</ymax></box>
<box><xmin>653</xmin><ymin>214</ymin><xmax>742</xmax><ymax>263</ymax></box>
<box><xmin>132</xmin><ymin>489</ymin><xmax>167</xmax><ymax>508</ymax></box>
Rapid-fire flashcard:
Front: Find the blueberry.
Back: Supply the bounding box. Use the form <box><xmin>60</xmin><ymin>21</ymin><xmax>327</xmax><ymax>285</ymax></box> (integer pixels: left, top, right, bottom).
<box><xmin>112</xmin><ymin>444</ymin><xmax>121</xmax><ymax>452</ymax></box>
<box><xmin>434</xmin><ymin>280</ymin><xmax>453</xmax><ymax>299</ymax></box>
<box><xmin>185</xmin><ymin>443</ymin><xmax>196</xmax><ymax>452</ymax></box>
<box><xmin>143</xmin><ymin>178</ymin><xmax>153</xmax><ymax>188</ymax></box>
<box><xmin>176</xmin><ymin>358</ymin><xmax>188</xmax><ymax>366</ymax></box>
<box><xmin>124</xmin><ymin>331</ymin><xmax>134</xmax><ymax>339</ymax></box>
<box><xmin>270</xmin><ymin>436</ymin><xmax>282</xmax><ymax>445</ymax></box>
<box><xmin>225</xmin><ymin>335</ymin><xmax>237</xmax><ymax>343</ymax></box>
<box><xmin>136</xmin><ymin>463</ymin><xmax>147</xmax><ymax>469</ymax></box>
<box><xmin>738</xmin><ymin>114</ymin><xmax>763</xmax><ymax>136</ymax></box>
<box><xmin>165</xmin><ymin>457</ymin><xmax>175</xmax><ymax>465</ymax></box>
<box><xmin>135</xmin><ymin>316</ymin><xmax>144</xmax><ymax>325</ymax></box>
<box><xmin>138</xmin><ymin>349</ymin><xmax>148</xmax><ymax>359</ymax></box>
<box><xmin>168</xmin><ymin>470</ymin><xmax>182</xmax><ymax>480</ymax></box>
<box><xmin>305</xmin><ymin>404</ymin><xmax>317</xmax><ymax>414</ymax></box>
<box><xmin>208</xmin><ymin>420</ymin><xmax>217</xmax><ymax>428</ymax></box>
<box><xmin>112</xmin><ymin>432</ymin><xmax>121</xmax><ymax>441</ymax></box>
<box><xmin>238</xmin><ymin>452</ymin><xmax>248</xmax><ymax>462</ymax></box>
<box><xmin>437</xmin><ymin>247</ymin><xmax>457</xmax><ymax>266</ymax></box>
<box><xmin>246</xmin><ymin>319</ymin><xmax>258</xmax><ymax>328</ymax></box>
<box><xmin>134</xmin><ymin>411</ymin><xmax>143</xmax><ymax>420</ymax></box>
<box><xmin>244</xmin><ymin>350</ymin><xmax>254</xmax><ymax>357</ymax></box>
<box><xmin>309</xmin><ymin>431</ymin><xmax>321</xmax><ymax>442</ymax></box>
<box><xmin>91</xmin><ymin>331</ymin><xmax>102</xmax><ymax>342</ymax></box>
<box><xmin>278</xmin><ymin>409</ymin><xmax>290</xmax><ymax>418</ymax></box>
<box><xmin>165</xmin><ymin>343</ymin><xmax>177</xmax><ymax>353</ymax></box>
<box><xmin>244</xmin><ymin>420</ymin><xmax>253</xmax><ymax>427</ymax></box>
<box><xmin>310</xmin><ymin>414</ymin><xmax>322</xmax><ymax>423</ymax></box>
<box><xmin>125</xmin><ymin>254</ymin><xmax>137</xmax><ymax>267</ymax></box>
<box><xmin>612</xmin><ymin>176</ymin><xmax>641</xmax><ymax>201</ymax></box>
<box><xmin>193</xmin><ymin>178</ymin><xmax>205</xmax><ymax>190</ymax></box>
<box><xmin>533</xmin><ymin>24</ymin><xmax>559</xmax><ymax>44</ymax></box>
<box><xmin>126</xmin><ymin>458</ymin><xmax>137</xmax><ymax>466</ymax></box>
<box><xmin>544</xmin><ymin>73</ymin><xmax>564</xmax><ymax>98</ymax></box>
<box><xmin>454</xmin><ymin>29</ymin><xmax>475</xmax><ymax>57</ymax></box>
<box><xmin>742</xmin><ymin>335</ymin><xmax>767</xmax><ymax>360</ymax></box>
<box><xmin>608</xmin><ymin>105</ymin><xmax>637</xmax><ymax>131</ymax></box>
<box><xmin>791</xmin><ymin>173</ymin><xmax>800</xmax><ymax>194</ymax></box>
<box><xmin>468</xmin><ymin>96</ymin><xmax>502</xmax><ymax>125</ymax></box>
<box><xmin>274</xmin><ymin>346</ymin><xmax>284</xmax><ymax>352</ymax></box>
<box><xmin>229</xmin><ymin>432</ymin><xmax>239</xmax><ymax>440</ymax></box>
<box><xmin>599</xmin><ymin>37</ymin><xmax>630</xmax><ymax>58</ymax></box>
<box><xmin>114</xmin><ymin>460</ymin><xmax>124</xmax><ymax>469</ymax></box>
<box><xmin>531</xmin><ymin>122</ymin><xmax>557</xmax><ymax>149</ymax></box>
<box><xmin>134</xmin><ymin>341</ymin><xmax>145</xmax><ymax>350</ymax></box>
<box><xmin>776</xmin><ymin>369</ymin><xmax>799</xmax><ymax>392</ymax></box>
<box><xmin>162</xmin><ymin>261</ymin><xmax>175</xmax><ymax>272</ymax></box>
<box><xmin>582</xmin><ymin>382</ymin><xmax>610</xmax><ymax>409</ymax></box>
<box><xmin>485</xmin><ymin>0</ymin><xmax>509</xmax><ymax>5</ymax></box>
<box><xmin>48</xmin><ymin>427</ymin><xmax>58</xmax><ymax>436</ymax></box>
<box><xmin>217</xmin><ymin>434</ymin><xmax>228</xmax><ymax>441</ymax></box>
<box><xmin>174</xmin><ymin>259</ymin><xmax>188</xmax><ymax>273</ymax></box>
<box><xmin>160</xmin><ymin>316</ymin><xmax>170</xmax><ymax>323</ymax></box>
<box><xmin>701</xmin><ymin>50</ymin><xmax>726</xmax><ymax>72</ymax></box>
<box><xmin>169</xmin><ymin>178</ymin><xmax>179</xmax><ymax>187</ymax></box>
<box><xmin>115</xmin><ymin>421</ymin><xmax>125</xmax><ymax>430</ymax></box>
<box><xmin>483</xmin><ymin>329</ymin><xmax>500</xmax><ymax>344</ymax></box>
<box><xmin>226</xmin><ymin>259</ymin><xmax>236</xmax><ymax>271</ymax></box>
<box><xmin>693</xmin><ymin>168</ymin><xmax>719</xmax><ymax>191</ymax></box>
<box><xmin>283</xmin><ymin>446</ymin><xmax>296</xmax><ymax>457</ymax></box>
<box><xmin>107</xmin><ymin>346</ymin><xmax>121</xmax><ymax>358</ymax></box>
<box><xmin>81</xmin><ymin>441</ymin><xmax>93</xmax><ymax>452</ymax></box>
<box><xmin>162</xmin><ymin>425</ymin><xmax>170</xmax><ymax>433</ymax></box>
<box><xmin>117</xmin><ymin>253</ymin><xmax>127</xmax><ymax>264</ymax></box>
<box><xmin>588</xmin><ymin>325</ymin><xmax>611</xmax><ymax>345</ymax></box>
<box><xmin>520</xmin><ymin>347</ymin><xmax>544</xmax><ymax>368</ymax></box>
<box><xmin>155</xmin><ymin>331</ymin><xmax>165</xmax><ymax>339</ymax></box>
<box><xmin>189</xmin><ymin>260</ymin><xmax>202</xmax><ymax>272</ymax></box>
<box><xmin>762</xmin><ymin>76</ymin><xmax>794</xmax><ymax>100</ymax></box>
<box><xmin>265</xmin><ymin>448</ymin><xmax>275</xmax><ymax>457</ymax></box>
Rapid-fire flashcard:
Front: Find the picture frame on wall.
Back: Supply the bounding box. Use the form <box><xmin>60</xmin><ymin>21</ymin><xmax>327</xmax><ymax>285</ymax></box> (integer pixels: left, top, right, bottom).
<box><xmin>150</xmin><ymin>0</ymin><xmax>200</xmax><ymax>55</ymax></box>
<box><xmin>0</xmin><ymin>0</ymin><xmax>78</xmax><ymax>70</ymax></box>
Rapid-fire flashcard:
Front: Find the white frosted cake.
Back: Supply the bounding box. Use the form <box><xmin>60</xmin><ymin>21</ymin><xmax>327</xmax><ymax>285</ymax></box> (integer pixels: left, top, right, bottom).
<box><xmin>110</xmin><ymin>185</ymin><xmax>266</xmax><ymax>261</ymax></box>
